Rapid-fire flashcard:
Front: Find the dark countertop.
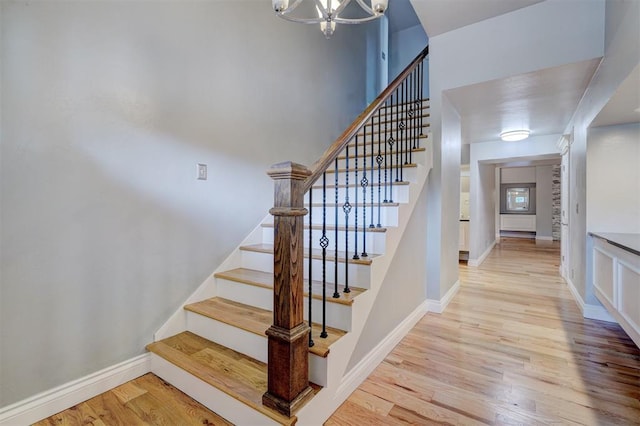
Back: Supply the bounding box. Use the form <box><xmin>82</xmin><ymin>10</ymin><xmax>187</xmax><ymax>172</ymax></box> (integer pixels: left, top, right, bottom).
<box><xmin>589</xmin><ymin>232</ymin><xmax>640</xmax><ymax>257</ymax></box>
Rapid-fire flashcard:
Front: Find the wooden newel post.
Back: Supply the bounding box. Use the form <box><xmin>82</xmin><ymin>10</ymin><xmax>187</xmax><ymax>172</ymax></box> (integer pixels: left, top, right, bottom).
<box><xmin>263</xmin><ymin>161</ymin><xmax>314</xmax><ymax>417</ymax></box>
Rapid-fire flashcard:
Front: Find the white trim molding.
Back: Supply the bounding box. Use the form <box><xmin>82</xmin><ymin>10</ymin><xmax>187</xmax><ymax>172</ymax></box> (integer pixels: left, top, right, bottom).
<box><xmin>0</xmin><ymin>354</ymin><xmax>150</xmax><ymax>426</ymax></box>
<box><xmin>427</xmin><ymin>280</ymin><xmax>460</xmax><ymax>314</ymax></box>
<box><xmin>564</xmin><ymin>276</ymin><xmax>616</xmax><ymax>324</ymax></box>
<box><xmin>334</xmin><ymin>300</ymin><xmax>428</xmax><ymax>403</ymax></box>
<box><xmin>468</xmin><ymin>241</ymin><xmax>496</xmax><ymax>267</ymax></box>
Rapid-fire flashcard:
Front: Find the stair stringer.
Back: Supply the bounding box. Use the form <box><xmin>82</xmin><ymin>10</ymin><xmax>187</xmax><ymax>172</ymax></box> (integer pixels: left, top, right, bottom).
<box><xmin>153</xmin><ymin>216</ymin><xmax>271</xmax><ymax>341</ymax></box>
<box><xmin>296</xmin><ymin>136</ymin><xmax>433</xmax><ymax>425</ymax></box>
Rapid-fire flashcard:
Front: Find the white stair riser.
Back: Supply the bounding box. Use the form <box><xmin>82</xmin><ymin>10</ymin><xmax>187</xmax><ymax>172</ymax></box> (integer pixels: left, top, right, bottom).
<box><xmin>307</xmin><ymin>204</ymin><xmax>399</xmax><ymax>227</ymax></box>
<box><xmin>185</xmin><ymin>311</ymin><xmax>328</xmax><ymax>386</ymax></box>
<box><xmin>261</xmin><ymin>228</ymin><xmax>386</xmax><ymax>255</ymax></box>
<box><xmin>150</xmin><ymin>354</ymin><xmax>279</xmax><ymax>426</ymax></box>
<box><xmin>371</xmin><ymin>108</ymin><xmax>430</xmax><ymax>121</ymax></box>
<box><xmin>240</xmin><ymin>250</ymin><xmax>372</xmax><ymax>289</ymax></box>
<box><xmin>310</xmin><ymin>183</ymin><xmax>409</xmax><ymax>204</ymax></box>
<box><xmin>216</xmin><ymin>278</ymin><xmax>352</xmax><ymax>331</ymax></box>
<box><xmin>324</xmin><ymin>166</ymin><xmax>418</xmax><ymax>186</ymax></box>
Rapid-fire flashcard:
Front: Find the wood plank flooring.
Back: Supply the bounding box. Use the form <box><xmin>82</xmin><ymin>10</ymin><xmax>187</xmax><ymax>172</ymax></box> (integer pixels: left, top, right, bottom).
<box><xmin>33</xmin><ymin>373</ymin><xmax>232</xmax><ymax>426</ymax></box>
<box><xmin>327</xmin><ymin>237</ymin><xmax>640</xmax><ymax>425</ymax></box>
<box><xmin>35</xmin><ymin>237</ymin><xmax>640</xmax><ymax>425</ymax></box>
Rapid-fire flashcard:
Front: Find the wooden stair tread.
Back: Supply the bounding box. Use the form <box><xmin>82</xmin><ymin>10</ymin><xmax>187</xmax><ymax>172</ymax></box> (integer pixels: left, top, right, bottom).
<box><xmin>215</xmin><ymin>267</ymin><xmax>366</xmax><ymax>305</ymax></box>
<box><xmin>184</xmin><ymin>297</ymin><xmax>346</xmax><ymax>358</ymax></box>
<box><xmin>240</xmin><ymin>243</ymin><xmax>378</xmax><ymax>265</ymax></box>
<box><xmin>261</xmin><ymin>222</ymin><xmax>387</xmax><ymax>233</ymax></box>
<box><xmin>147</xmin><ymin>331</ymin><xmax>316</xmax><ymax>425</ymax></box>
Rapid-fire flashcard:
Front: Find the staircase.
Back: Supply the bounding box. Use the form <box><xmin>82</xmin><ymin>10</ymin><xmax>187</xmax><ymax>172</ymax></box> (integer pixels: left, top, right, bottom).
<box><xmin>147</xmin><ymin>47</ymin><xmax>431</xmax><ymax>425</ymax></box>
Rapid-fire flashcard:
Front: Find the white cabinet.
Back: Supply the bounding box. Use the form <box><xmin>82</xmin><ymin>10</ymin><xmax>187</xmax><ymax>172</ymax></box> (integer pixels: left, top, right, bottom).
<box><xmin>500</xmin><ymin>214</ymin><xmax>536</xmax><ymax>232</ymax></box>
<box><xmin>592</xmin><ymin>235</ymin><xmax>640</xmax><ymax>348</ymax></box>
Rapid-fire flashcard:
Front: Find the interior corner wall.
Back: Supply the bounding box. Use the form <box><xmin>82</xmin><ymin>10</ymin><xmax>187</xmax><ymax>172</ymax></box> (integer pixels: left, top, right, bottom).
<box><xmin>346</xmin><ymin>182</ymin><xmax>428</xmax><ymax>371</ymax></box>
<box><xmin>536</xmin><ymin>165</ymin><xmax>553</xmax><ymax>239</ymax></box>
<box><xmin>0</xmin><ymin>1</ymin><xmax>368</xmax><ymax>407</ymax></box>
<box><xmin>469</xmin><ymin>162</ymin><xmax>496</xmax><ymax>261</ymax></box>
<box><xmin>587</xmin><ymin>123</ymin><xmax>640</xmax><ymax>234</ymax></box>
<box><xmin>389</xmin><ymin>24</ymin><xmax>428</xmax><ymax>84</ymax></box>
<box><xmin>426</xmin><ymin>94</ymin><xmax>460</xmax><ymax>300</ymax></box>
<box><xmin>563</xmin><ymin>0</ymin><xmax>639</xmax><ymax>306</ymax></box>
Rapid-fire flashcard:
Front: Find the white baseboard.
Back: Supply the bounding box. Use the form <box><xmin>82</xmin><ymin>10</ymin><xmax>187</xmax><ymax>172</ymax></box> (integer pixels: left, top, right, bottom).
<box><xmin>583</xmin><ymin>303</ymin><xmax>617</xmax><ymax>323</ymax></box>
<box><xmin>468</xmin><ymin>241</ymin><xmax>496</xmax><ymax>267</ymax></box>
<box><xmin>0</xmin><ymin>354</ymin><xmax>150</xmax><ymax>425</ymax></box>
<box><xmin>427</xmin><ymin>280</ymin><xmax>460</xmax><ymax>314</ymax></box>
<box><xmin>335</xmin><ymin>300</ymin><xmax>428</xmax><ymax>402</ymax></box>
<box><xmin>535</xmin><ymin>235</ymin><xmax>554</xmax><ymax>241</ymax></box>
<box><xmin>564</xmin><ymin>276</ymin><xmax>617</xmax><ymax>323</ymax></box>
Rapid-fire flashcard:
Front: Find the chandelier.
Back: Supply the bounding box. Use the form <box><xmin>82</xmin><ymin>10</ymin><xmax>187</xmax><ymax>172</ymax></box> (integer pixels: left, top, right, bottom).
<box><xmin>272</xmin><ymin>0</ymin><xmax>389</xmax><ymax>38</ymax></box>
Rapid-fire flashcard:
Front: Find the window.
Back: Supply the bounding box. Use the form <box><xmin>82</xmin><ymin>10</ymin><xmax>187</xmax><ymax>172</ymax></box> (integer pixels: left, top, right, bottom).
<box><xmin>506</xmin><ymin>187</ymin><xmax>530</xmax><ymax>212</ymax></box>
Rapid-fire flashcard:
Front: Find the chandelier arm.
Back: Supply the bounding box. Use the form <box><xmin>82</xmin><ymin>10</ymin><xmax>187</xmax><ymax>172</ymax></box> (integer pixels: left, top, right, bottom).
<box><xmin>312</xmin><ymin>0</ymin><xmax>329</xmax><ymax>19</ymax></box>
<box><xmin>332</xmin><ymin>0</ymin><xmax>352</xmax><ymax>16</ymax></box>
<box><xmin>333</xmin><ymin>15</ymin><xmax>382</xmax><ymax>24</ymax></box>
<box><xmin>277</xmin><ymin>14</ymin><xmax>326</xmax><ymax>24</ymax></box>
<box><xmin>278</xmin><ymin>0</ymin><xmax>306</xmax><ymax>17</ymax></box>
<box><xmin>353</xmin><ymin>0</ymin><xmax>376</xmax><ymax>15</ymax></box>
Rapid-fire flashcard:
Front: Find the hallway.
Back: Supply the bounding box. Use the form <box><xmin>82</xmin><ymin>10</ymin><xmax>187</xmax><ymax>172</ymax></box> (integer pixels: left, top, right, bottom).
<box><xmin>327</xmin><ymin>238</ymin><xmax>640</xmax><ymax>425</ymax></box>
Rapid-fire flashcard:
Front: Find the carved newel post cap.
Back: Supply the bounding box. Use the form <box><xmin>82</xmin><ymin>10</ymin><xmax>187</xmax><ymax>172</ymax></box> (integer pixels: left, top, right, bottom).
<box><xmin>267</xmin><ymin>161</ymin><xmax>312</xmax><ymax>181</ymax></box>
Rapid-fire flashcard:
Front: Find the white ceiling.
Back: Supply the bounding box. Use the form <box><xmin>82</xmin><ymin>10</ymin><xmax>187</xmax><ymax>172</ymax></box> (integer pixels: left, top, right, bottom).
<box><xmin>591</xmin><ymin>64</ymin><xmax>640</xmax><ymax>128</ymax></box>
<box><xmin>446</xmin><ymin>59</ymin><xmax>602</xmax><ymax>144</ymax></box>
<box><xmin>406</xmin><ymin>0</ymin><xmax>639</xmax><ymax>148</ymax></box>
<box><xmin>410</xmin><ymin>0</ymin><xmax>544</xmax><ymax>37</ymax></box>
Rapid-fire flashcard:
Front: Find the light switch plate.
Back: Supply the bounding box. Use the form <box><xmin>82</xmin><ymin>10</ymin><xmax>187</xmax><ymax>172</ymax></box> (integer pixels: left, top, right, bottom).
<box><xmin>197</xmin><ymin>163</ymin><xmax>207</xmax><ymax>180</ymax></box>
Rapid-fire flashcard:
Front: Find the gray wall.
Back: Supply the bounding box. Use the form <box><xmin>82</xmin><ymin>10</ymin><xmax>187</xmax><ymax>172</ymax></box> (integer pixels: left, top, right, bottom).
<box><xmin>536</xmin><ymin>165</ymin><xmax>553</xmax><ymax>239</ymax></box>
<box><xmin>389</xmin><ymin>24</ymin><xmax>429</xmax><ymax>96</ymax></box>
<box><xmin>346</xmin><ymin>183</ymin><xmax>428</xmax><ymax>370</ymax></box>
<box><xmin>0</xmin><ymin>1</ymin><xmax>369</xmax><ymax>406</ymax></box>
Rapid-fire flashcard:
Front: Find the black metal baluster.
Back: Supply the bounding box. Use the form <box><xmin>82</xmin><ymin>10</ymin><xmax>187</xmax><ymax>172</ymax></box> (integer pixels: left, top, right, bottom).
<box><xmin>395</xmin><ymin>86</ymin><xmax>401</xmax><ymax>183</ymax></box>
<box><xmin>376</xmin><ymin>108</ymin><xmax>383</xmax><ymax>228</ymax></box>
<box><xmin>333</xmin><ymin>159</ymin><xmax>340</xmax><ymax>299</ymax></box>
<box><xmin>353</xmin><ymin>135</ymin><xmax>359</xmax><ymax>260</ymax></box>
<box><xmin>320</xmin><ymin>173</ymin><xmax>329</xmax><ymax>339</ymax></box>
<box><xmin>388</xmin><ymin>94</ymin><xmax>395</xmax><ymax>201</ymax></box>
<box><xmin>369</xmin><ymin>118</ymin><xmax>375</xmax><ymax>229</ymax></box>
<box><xmin>308</xmin><ymin>190</ymin><xmax>314</xmax><ymax>348</ymax></box>
<box><xmin>420</xmin><ymin>61</ymin><xmax>425</xmax><ymax>142</ymax></box>
<box><xmin>343</xmin><ymin>145</ymin><xmax>351</xmax><ymax>294</ymax></box>
<box><xmin>361</xmin><ymin>123</ymin><xmax>368</xmax><ymax>257</ymax></box>
<box><xmin>383</xmin><ymin>98</ymin><xmax>389</xmax><ymax>204</ymax></box>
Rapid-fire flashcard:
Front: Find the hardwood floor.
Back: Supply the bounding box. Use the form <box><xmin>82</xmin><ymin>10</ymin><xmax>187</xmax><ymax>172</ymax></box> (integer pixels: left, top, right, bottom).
<box><xmin>33</xmin><ymin>373</ymin><xmax>232</xmax><ymax>426</ymax></box>
<box><xmin>35</xmin><ymin>237</ymin><xmax>640</xmax><ymax>425</ymax></box>
<box><xmin>327</xmin><ymin>237</ymin><xmax>640</xmax><ymax>425</ymax></box>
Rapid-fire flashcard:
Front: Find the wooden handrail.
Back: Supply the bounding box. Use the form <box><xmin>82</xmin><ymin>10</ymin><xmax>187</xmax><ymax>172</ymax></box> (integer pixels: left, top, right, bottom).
<box><xmin>302</xmin><ymin>45</ymin><xmax>429</xmax><ymax>193</ymax></box>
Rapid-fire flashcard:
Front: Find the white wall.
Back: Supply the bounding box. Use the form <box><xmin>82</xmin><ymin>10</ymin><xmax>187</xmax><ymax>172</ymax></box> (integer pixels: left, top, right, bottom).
<box><xmin>587</xmin><ymin>123</ymin><xmax>640</xmax><ymax>234</ymax></box>
<box><xmin>426</xmin><ymin>94</ymin><xmax>461</xmax><ymax>299</ymax></box>
<box><xmin>346</xmin><ymin>183</ymin><xmax>428</xmax><ymax>369</ymax></box>
<box><xmin>502</xmin><ymin>167</ymin><xmax>536</xmax><ymax>183</ymax></box>
<box><xmin>0</xmin><ymin>1</ymin><xmax>369</xmax><ymax>407</ymax></box>
<box><xmin>425</xmin><ymin>0</ymin><xmax>603</xmax><ymax>300</ymax></box>
<box><xmin>536</xmin><ymin>165</ymin><xmax>553</xmax><ymax>239</ymax></box>
<box><xmin>563</xmin><ymin>0</ymin><xmax>639</xmax><ymax>306</ymax></box>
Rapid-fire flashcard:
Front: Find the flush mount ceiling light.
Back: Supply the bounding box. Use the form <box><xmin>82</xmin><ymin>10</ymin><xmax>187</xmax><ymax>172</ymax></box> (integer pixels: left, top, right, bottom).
<box><xmin>500</xmin><ymin>130</ymin><xmax>530</xmax><ymax>142</ymax></box>
<box><xmin>272</xmin><ymin>0</ymin><xmax>389</xmax><ymax>38</ymax></box>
